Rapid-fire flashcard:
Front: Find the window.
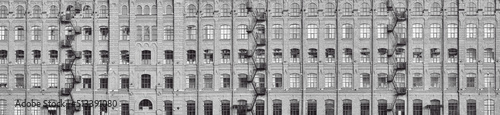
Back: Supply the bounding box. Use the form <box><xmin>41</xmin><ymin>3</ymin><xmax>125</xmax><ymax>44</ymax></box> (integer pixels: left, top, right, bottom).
<box><xmin>187</xmin><ymin>100</ymin><xmax>196</xmax><ymax>115</ymax></box>
<box><xmin>325</xmin><ymin>48</ymin><xmax>335</xmax><ymax>63</ymax></box>
<box><xmin>430</xmin><ymin>73</ymin><xmax>440</xmax><ymax>88</ymax></box>
<box><xmin>121</xmin><ymin>5</ymin><xmax>128</xmax><ymax>15</ymax></box>
<box><xmin>466</xmin><ymin>73</ymin><xmax>476</xmax><ymax>88</ymax></box>
<box><xmin>47</xmin><ymin>74</ymin><xmax>57</xmax><ymax>88</ymax></box>
<box><xmin>467</xmin><ymin>99</ymin><xmax>476</xmax><ymax>115</ymax></box>
<box><xmin>484</xmin><ymin>73</ymin><xmax>495</xmax><ymax>88</ymax></box>
<box><xmin>467</xmin><ymin>48</ymin><xmax>477</xmax><ymax>63</ymax></box>
<box><xmin>220</xmin><ymin>25</ymin><xmax>230</xmax><ymax>40</ymax></box>
<box><xmin>82</xmin><ymin>5</ymin><xmax>92</xmax><ymax>18</ymax></box>
<box><xmin>307</xmin><ymin>73</ymin><xmax>318</xmax><ymax>88</ymax></box>
<box><xmin>0</xmin><ymin>74</ymin><xmax>6</xmax><ymax>88</ymax></box>
<box><xmin>82</xmin><ymin>75</ymin><xmax>91</xmax><ymax>88</ymax></box>
<box><xmin>467</xmin><ymin>2</ymin><xmax>476</xmax><ymax>15</ymax></box>
<box><xmin>220</xmin><ymin>4</ymin><xmax>230</xmax><ymax>17</ymax></box>
<box><xmin>32</xmin><ymin>5</ymin><xmax>41</xmax><ymax>18</ymax></box>
<box><xmin>413</xmin><ymin>48</ymin><xmax>423</xmax><ymax>63</ymax></box>
<box><xmin>325</xmin><ymin>3</ymin><xmax>335</xmax><ymax>16</ymax></box>
<box><xmin>143</xmin><ymin>5</ymin><xmax>150</xmax><ymax>15</ymax></box>
<box><xmin>466</xmin><ymin>24</ymin><xmax>477</xmax><ymax>39</ymax></box>
<box><xmin>342</xmin><ymin>99</ymin><xmax>352</xmax><ymax>115</ymax></box>
<box><xmin>120</xmin><ymin>26</ymin><xmax>130</xmax><ymax>40</ymax></box>
<box><xmin>187</xmin><ymin>74</ymin><xmax>196</xmax><ymax>89</ymax></box>
<box><xmin>221</xmin><ymin>49</ymin><xmax>230</xmax><ymax>63</ymax></box>
<box><xmin>237</xmin><ymin>25</ymin><xmax>247</xmax><ymax>39</ymax></box>
<box><xmin>0</xmin><ymin>100</ymin><xmax>6</xmax><ymax>114</ymax></box>
<box><xmin>0</xmin><ymin>5</ymin><xmax>8</xmax><ymax>18</ymax></box>
<box><xmin>16</xmin><ymin>5</ymin><xmax>24</xmax><ymax>18</ymax></box>
<box><xmin>485</xmin><ymin>3</ymin><xmax>494</xmax><ymax>15</ymax></box>
<box><xmin>413</xmin><ymin>2</ymin><xmax>423</xmax><ymax>15</ymax></box>
<box><xmin>120</xmin><ymin>50</ymin><xmax>129</xmax><ymax>64</ymax></box>
<box><xmin>448</xmin><ymin>2</ymin><xmax>458</xmax><ymax>15</ymax></box>
<box><xmin>30</xmin><ymin>74</ymin><xmax>41</xmax><ymax>88</ymax></box>
<box><xmin>360</xmin><ymin>73</ymin><xmax>370</xmax><ymax>88</ymax></box>
<box><xmin>143</xmin><ymin>26</ymin><xmax>149</xmax><ymax>41</ymax></box>
<box><xmin>360</xmin><ymin>3</ymin><xmax>370</xmax><ymax>16</ymax></box>
<box><xmin>82</xmin><ymin>26</ymin><xmax>92</xmax><ymax>40</ymax></box>
<box><xmin>204</xmin><ymin>4</ymin><xmax>213</xmax><ymax>17</ymax></box>
<box><xmin>360</xmin><ymin>48</ymin><xmax>370</xmax><ymax>63</ymax></box>
<box><xmin>343</xmin><ymin>3</ymin><xmax>353</xmax><ymax>16</ymax></box>
<box><xmin>221</xmin><ymin>100</ymin><xmax>230</xmax><ymax>115</ymax></box>
<box><xmin>187</xmin><ymin>25</ymin><xmax>196</xmax><ymax>40</ymax></box>
<box><xmin>255</xmin><ymin>100</ymin><xmax>265</xmax><ymax>115</ymax></box>
<box><xmin>204</xmin><ymin>74</ymin><xmax>213</xmax><ymax>89</ymax></box>
<box><xmin>412</xmin><ymin>23</ymin><xmax>423</xmax><ymax>38</ymax></box>
<box><xmin>32</xmin><ymin>50</ymin><xmax>41</xmax><ymax>64</ymax></box>
<box><xmin>378</xmin><ymin>48</ymin><xmax>388</xmax><ymax>63</ymax></box>
<box><xmin>343</xmin><ymin>48</ymin><xmax>352</xmax><ymax>62</ymax></box>
<box><xmin>413</xmin><ymin>100</ymin><xmax>423</xmax><ymax>115</ymax></box>
<box><xmin>64</xmin><ymin>73</ymin><xmax>73</xmax><ymax>88</ymax></box>
<box><xmin>378</xmin><ymin>73</ymin><xmax>388</xmax><ymax>88</ymax></box>
<box><xmin>162</xmin><ymin>74</ymin><xmax>173</xmax><ymax>89</ymax></box>
<box><xmin>449</xmin><ymin>100</ymin><xmax>459</xmax><ymax>115</ymax></box>
<box><xmin>342</xmin><ymin>24</ymin><xmax>353</xmax><ymax>39</ymax></box>
<box><xmin>484</xmin><ymin>48</ymin><xmax>494</xmax><ymax>63</ymax></box>
<box><xmin>305</xmin><ymin>100</ymin><xmax>317</xmax><ymax>115</ymax></box>
<box><xmin>272</xmin><ymin>24</ymin><xmax>283</xmax><ymax>39</ymax></box>
<box><xmin>448</xmin><ymin>24</ymin><xmax>458</xmax><ymax>39</ymax></box>
<box><xmin>448</xmin><ymin>48</ymin><xmax>458</xmax><ymax>63</ymax></box>
<box><xmin>448</xmin><ymin>73</ymin><xmax>458</xmax><ymax>87</ymax></box>
<box><xmin>360</xmin><ymin>24</ymin><xmax>370</xmax><ymax>39</ymax></box>
<box><xmin>484</xmin><ymin>99</ymin><xmax>494</xmax><ymax>115</ymax></box>
<box><xmin>164</xmin><ymin>26</ymin><xmax>173</xmax><ymax>40</ymax></box>
<box><xmin>238</xmin><ymin>49</ymin><xmax>248</xmax><ymax>63</ymax></box>
<box><xmin>413</xmin><ymin>73</ymin><xmax>423</xmax><ymax>88</ymax></box>
<box><xmin>121</xmin><ymin>103</ymin><xmax>130</xmax><ymax>115</ymax></box>
<box><xmin>377</xmin><ymin>2</ymin><xmax>386</xmax><ymax>15</ymax></box>
<box><xmin>308</xmin><ymin>48</ymin><xmax>318</xmax><ymax>63</ymax></box>
<box><xmin>342</xmin><ymin>73</ymin><xmax>353</xmax><ymax>88</ymax></box>
<box><xmin>83</xmin><ymin>104</ymin><xmax>91</xmax><ymax>115</ymax></box>
<box><xmin>273</xmin><ymin>73</ymin><xmax>283</xmax><ymax>88</ymax></box>
<box><xmin>376</xmin><ymin>100</ymin><xmax>388</xmax><ymax>115</ymax></box>
<box><xmin>273</xmin><ymin>49</ymin><xmax>283</xmax><ymax>63</ymax></box>
<box><xmin>165</xmin><ymin>5</ymin><xmax>173</xmax><ymax>15</ymax></box>
<box><xmin>100</xmin><ymin>77</ymin><xmax>108</xmax><ymax>89</ymax></box>
<box><xmin>484</xmin><ymin>24</ymin><xmax>494</xmax><ymax>39</ymax></box>
<box><xmin>395</xmin><ymin>100</ymin><xmax>405</xmax><ymax>115</ymax></box>
<box><xmin>100</xmin><ymin>5</ymin><xmax>108</xmax><ymax>18</ymax></box>
<box><xmin>139</xmin><ymin>100</ymin><xmax>153</xmax><ymax>110</ymax></box>
<box><xmin>430</xmin><ymin>24</ymin><xmax>440</xmax><ymax>38</ymax></box>
<box><xmin>360</xmin><ymin>100</ymin><xmax>369</xmax><ymax>115</ymax></box>
<box><xmin>306</xmin><ymin>3</ymin><xmax>318</xmax><ymax>16</ymax></box>
<box><xmin>99</xmin><ymin>50</ymin><xmax>109</xmax><ymax>64</ymax></box>
<box><xmin>0</xmin><ymin>50</ymin><xmax>6</xmax><ymax>64</ymax></box>
<box><xmin>430</xmin><ymin>48</ymin><xmax>440</xmax><ymax>63</ymax></box>
<box><xmin>325</xmin><ymin>73</ymin><xmax>335</xmax><ymax>88</ymax></box>
<box><xmin>204</xmin><ymin>100</ymin><xmax>213</xmax><ymax>115</ymax></box>
<box><xmin>273</xmin><ymin>3</ymin><xmax>283</xmax><ymax>17</ymax></box>
<box><xmin>290</xmin><ymin>99</ymin><xmax>300</xmax><ymax>115</ymax></box>
<box><xmin>255</xmin><ymin>74</ymin><xmax>265</xmax><ymax>88</ymax></box>
<box><xmin>377</xmin><ymin>24</ymin><xmax>387</xmax><ymax>39</ymax></box>
<box><xmin>326</xmin><ymin>24</ymin><xmax>335</xmax><ymax>39</ymax></box>
<box><xmin>290</xmin><ymin>24</ymin><xmax>300</xmax><ymax>39</ymax></box>
<box><xmin>141</xmin><ymin>74</ymin><xmax>151</xmax><ymax>88</ymax></box>
<box><xmin>121</xmin><ymin>77</ymin><xmax>129</xmax><ymax>89</ymax></box>
<box><xmin>15</xmin><ymin>26</ymin><xmax>24</xmax><ymax>41</ymax></box>
<box><xmin>142</xmin><ymin>50</ymin><xmax>151</xmax><ymax>65</ymax></box>
<box><xmin>136</xmin><ymin>26</ymin><xmax>142</xmax><ymax>40</ymax></box>
<box><xmin>151</xmin><ymin>5</ymin><xmax>157</xmax><ymax>15</ymax></box>
<box><xmin>237</xmin><ymin>4</ymin><xmax>246</xmax><ymax>17</ymax></box>
<box><xmin>14</xmin><ymin>106</ymin><xmax>25</xmax><ymax>115</ymax></box>
<box><xmin>395</xmin><ymin>73</ymin><xmax>405</xmax><ymax>87</ymax></box>
<box><xmin>273</xmin><ymin>100</ymin><xmax>282</xmax><ymax>115</ymax></box>
<box><xmin>219</xmin><ymin>74</ymin><xmax>230</xmax><ymax>89</ymax></box>
<box><xmin>204</xmin><ymin>25</ymin><xmax>214</xmax><ymax>39</ymax></box>
<box><xmin>430</xmin><ymin>3</ymin><xmax>440</xmax><ymax>15</ymax></box>
<box><xmin>290</xmin><ymin>3</ymin><xmax>300</xmax><ymax>17</ymax></box>
<box><xmin>204</xmin><ymin>49</ymin><xmax>213</xmax><ymax>64</ymax></box>
<box><xmin>290</xmin><ymin>73</ymin><xmax>301</xmax><ymax>88</ymax></box>
<box><xmin>395</xmin><ymin>48</ymin><xmax>405</xmax><ymax>62</ymax></box>
<box><xmin>290</xmin><ymin>48</ymin><xmax>300</xmax><ymax>63</ymax></box>
<box><xmin>47</xmin><ymin>26</ymin><xmax>58</xmax><ymax>41</ymax></box>
<box><xmin>238</xmin><ymin>74</ymin><xmax>248</xmax><ymax>88</ymax></box>
<box><xmin>307</xmin><ymin>24</ymin><xmax>318</xmax><ymax>39</ymax></box>
<box><xmin>15</xmin><ymin>50</ymin><xmax>24</xmax><ymax>64</ymax></box>
<box><xmin>164</xmin><ymin>50</ymin><xmax>173</xmax><ymax>64</ymax></box>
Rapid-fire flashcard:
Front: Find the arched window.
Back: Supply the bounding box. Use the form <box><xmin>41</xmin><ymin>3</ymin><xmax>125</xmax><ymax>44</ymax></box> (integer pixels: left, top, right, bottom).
<box><xmin>165</xmin><ymin>5</ymin><xmax>173</xmax><ymax>14</ymax></box>
<box><xmin>307</xmin><ymin>24</ymin><xmax>318</xmax><ymax>39</ymax></box>
<box><xmin>484</xmin><ymin>23</ymin><xmax>495</xmax><ymax>39</ymax></box>
<box><xmin>143</xmin><ymin>5</ymin><xmax>150</xmax><ymax>15</ymax></box>
<box><xmin>203</xmin><ymin>25</ymin><xmax>214</xmax><ymax>39</ymax></box>
<box><xmin>343</xmin><ymin>3</ymin><xmax>352</xmax><ymax>16</ymax></box>
<box><xmin>32</xmin><ymin>5</ymin><xmax>41</xmax><ymax>18</ymax></box>
<box><xmin>308</xmin><ymin>3</ymin><xmax>318</xmax><ymax>16</ymax></box>
<box><xmin>447</xmin><ymin>23</ymin><xmax>458</xmax><ymax>39</ymax></box>
<box><xmin>413</xmin><ymin>2</ymin><xmax>422</xmax><ymax>15</ymax></box>
<box><xmin>187</xmin><ymin>4</ymin><xmax>196</xmax><ymax>17</ymax></box>
<box><xmin>378</xmin><ymin>99</ymin><xmax>388</xmax><ymax>114</ymax></box>
<box><xmin>291</xmin><ymin>3</ymin><xmax>300</xmax><ymax>16</ymax></box>
<box><xmin>484</xmin><ymin>99</ymin><xmax>495</xmax><ymax>115</ymax></box>
<box><xmin>360</xmin><ymin>3</ymin><xmax>370</xmax><ymax>16</ymax></box>
<box><xmin>430</xmin><ymin>2</ymin><xmax>440</xmax><ymax>15</ymax></box>
<box><xmin>136</xmin><ymin>5</ymin><xmax>142</xmax><ymax>15</ymax></box>
<box><xmin>0</xmin><ymin>5</ymin><xmax>8</xmax><ymax>18</ymax></box>
<box><xmin>467</xmin><ymin>2</ymin><xmax>476</xmax><ymax>15</ymax></box>
<box><xmin>82</xmin><ymin>5</ymin><xmax>92</xmax><ymax>18</ymax></box>
<box><xmin>466</xmin><ymin>24</ymin><xmax>477</xmax><ymax>39</ymax></box>
<box><xmin>449</xmin><ymin>99</ymin><xmax>459</xmax><ymax>115</ymax></box>
<box><xmin>412</xmin><ymin>23</ymin><xmax>423</xmax><ymax>38</ymax></box>
<box><xmin>273</xmin><ymin>3</ymin><xmax>282</xmax><ymax>16</ymax></box>
<box><xmin>342</xmin><ymin>24</ymin><xmax>353</xmax><ymax>39</ymax></box>
<box><xmin>466</xmin><ymin>48</ymin><xmax>476</xmax><ymax>63</ymax></box>
<box><xmin>99</xmin><ymin>5</ymin><xmax>108</xmax><ymax>18</ymax></box>
<box><xmin>139</xmin><ymin>99</ymin><xmax>153</xmax><ymax>110</ymax></box>
<box><xmin>121</xmin><ymin>5</ymin><xmax>128</xmax><ymax>15</ymax></box>
<box><xmin>378</xmin><ymin>2</ymin><xmax>386</xmax><ymax>15</ymax></box>
<box><xmin>448</xmin><ymin>2</ymin><xmax>457</xmax><ymax>15</ymax></box>
<box><xmin>342</xmin><ymin>99</ymin><xmax>352</xmax><ymax>115</ymax></box>
<box><xmin>290</xmin><ymin>99</ymin><xmax>300</xmax><ymax>115</ymax></box>
<box><xmin>16</xmin><ymin>5</ymin><xmax>25</xmax><ymax>18</ymax></box>
<box><xmin>325</xmin><ymin>3</ymin><xmax>335</xmax><ymax>16</ymax></box>
<box><xmin>413</xmin><ymin>99</ymin><xmax>423</xmax><ymax>115</ymax></box>
<box><xmin>221</xmin><ymin>4</ymin><xmax>230</xmax><ymax>17</ymax></box>
<box><xmin>360</xmin><ymin>99</ymin><xmax>369</xmax><ymax>114</ymax></box>
<box><xmin>307</xmin><ymin>73</ymin><xmax>318</xmax><ymax>88</ymax></box>
<box><xmin>151</xmin><ymin>5</ymin><xmax>157</xmax><ymax>15</ymax></box>
<box><xmin>237</xmin><ymin>3</ymin><xmax>246</xmax><ymax>16</ymax></box>
<box><xmin>204</xmin><ymin>4</ymin><xmax>213</xmax><ymax>17</ymax></box>
<box><xmin>307</xmin><ymin>99</ymin><xmax>317</xmax><ymax>114</ymax></box>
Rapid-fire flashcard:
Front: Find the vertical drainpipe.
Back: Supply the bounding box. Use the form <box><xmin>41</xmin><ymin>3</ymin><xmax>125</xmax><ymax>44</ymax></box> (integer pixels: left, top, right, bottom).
<box><xmin>370</xmin><ymin>0</ymin><xmax>374</xmax><ymax>115</ymax></box>
<box><xmin>230</xmin><ymin>0</ymin><xmax>234</xmax><ymax>114</ymax></box>
<box><xmin>265</xmin><ymin>0</ymin><xmax>269</xmax><ymax>114</ymax></box>
<box><xmin>335</xmin><ymin>0</ymin><xmax>339</xmax><ymax>114</ymax></box>
<box><xmin>441</xmin><ymin>0</ymin><xmax>445</xmax><ymax>115</ymax></box>
<box><xmin>405</xmin><ymin>0</ymin><xmax>410</xmax><ymax>114</ymax></box>
<box><xmin>300</xmin><ymin>0</ymin><xmax>305</xmax><ymax>114</ymax></box>
<box><xmin>57</xmin><ymin>0</ymin><xmax>62</xmax><ymax>114</ymax></box>
<box><xmin>24</xmin><ymin>0</ymin><xmax>28</xmax><ymax>114</ymax></box>
<box><xmin>106</xmin><ymin>0</ymin><xmax>111</xmax><ymax>113</ymax></box>
<box><xmin>196</xmin><ymin>0</ymin><xmax>200</xmax><ymax>114</ymax></box>
<box><xmin>92</xmin><ymin>0</ymin><xmax>96</xmax><ymax>114</ymax></box>
<box><xmin>456</xmin><ymin>0</ymin><xmax>460</xmax><ymax>112</ymax></box>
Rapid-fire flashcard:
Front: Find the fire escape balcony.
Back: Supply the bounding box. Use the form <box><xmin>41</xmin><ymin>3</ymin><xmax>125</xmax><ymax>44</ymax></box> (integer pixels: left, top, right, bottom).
<box><xmin>74</xmin><ymin>75</ymin><xmax>82</xmax><ymax>83</ymax></box>
<box><xmin>386</xmin><ymin>0</ymin><xmax>393</xmax><ymax>11</ymax></box>
<box><xmin>395</xmin><ymin>87</ymin><xmax>407</xmax><ymax>95</ymax></box>
<box><xmin>60</xmin><ymin>40</ymin><xmax>72</xmax><ymax>48</ymax></box>
<box><xmin>60</xmin><ymin>88</ymin><xmax>72</xmax><ymax>95</ymax></box>
<box><xmin>255</xmin><ymin>12</ymin><xmax>266</xmax><ymax>22</ymax></box>
<box><xmin>255</xmin><ymin>62</ymin><xmax>266</xmax><ymax>71</ymax></box>
<box><xmin>396</xmin><ymin>37</ymin><xmax>407</xmax><ymax>45</ymax></box>
<box><xmin>255</xmin><ymin>33</ymin><xmax>266</xmax><ymax>46</ymax></box>
<box><xmin>255</xmin><ymin>87</ymin><xmax>266</xmax><ymax>96</ymax></box>
<box><xmin>61</xmin><ymin>63</ymin><xmax>73</xmax><ymax>71</ymax></box>
<box><xmin>395</xmin><ymin>11</ymin><xmax>407</xmax><ymax>21</ymax></box>
<box><xmin>60</xmin><ymin>14</ymin><xmax>73</xmax><ymax>23</ymax></box>
<box><xmin>394</xmin><ymin>62</ymin><xmax>406</xmax><ymax>70</ymax></box>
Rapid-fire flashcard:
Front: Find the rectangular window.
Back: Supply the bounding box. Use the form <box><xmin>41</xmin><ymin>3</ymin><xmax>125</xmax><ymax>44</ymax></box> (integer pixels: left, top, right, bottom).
<box><xmin>290</xmin><ymin>74</ymin><xmax>301</xmax><ymax>88</ymax></box>
<box><xmin>325</xmin><ymin>74</ymin><xmax>335</xmax><ymax>88</ymax></box>
<box><xmin>360</xmin><ymin>74</ymin><xmax>370</xmax><ymax>88</ymax></box>
<box><xmin>290</xmin><ymin>101</ymin><xmax>300</xmax><ymax>115</ymax></box>
<box><xmin>290</xmin><ymin>25</ymin><xmax>300</xmax><ymax>39</ymax></box>
<box><xmin>221</xmin><ymin>50</ymin><xmax>230</xmax><ymax>64</ymax></box>
<box><xmin>239</xmin><ymin>77</ymin><xmax>247</xmax><ymax>88</ymax></box>
<box><xmin>83</xmin><ymin>27</ymin><xmax>92</xmax><ymax>41</ymax></box>
<box><xmin>30</xmin><ymin>75</ymin><xmax>41</xmax><ymax>88</ymax></box>
<box><xmin>273</xmin><ymin>49</ymin><xmax>283</xmax><ymax>63</ymax></box>
<box><xmin>165</xmin><ymin>76</ymin><xmax>173</xmax><ymax>89</ymax></box>
<box><xmin>204</xmin><ymin>75</ymin><xmax>213</xmax><ymax>89</ymax></box>
<box><xmin>187</xmin><ymin>75</ymin><xmax>196</xmax><ymax>89</ymax></box>
<box><xmin>342</xmin><ymin>74</ymin><xmax>353</xmax><ymax>88</ymax></box>
<box><xmin>467</xmin><ymin>75</ymin><xmax>476</xmax><ymax>88</ymax></box>
<box><xmin>467</xmin><ymin>101</ymin><xmax>476</xmax><ymax>115</ymax></box>
<box><xmin>273</xmin><ymin>25</ymin><xmax>283</xmax><ymax>39</ymax></box>
<box><xmin>290</xmin><ymin>49</ymin><xmax>300</xmax><ymax>63</ymax></box>
<box><xmin>413</xmin><ymin>73</ymin><xmax>423</xmax><ymax>88</ymax></box>
<box><xmin>121</xmin><ymin>78</ymin><xmax>129</xmax><ymax>89</ymax></box>
<box><xmin>449</xmin><ymin>101</ymin><xmax>458</xmax><ymax>115</ymax></box>
<box><xmin>360</xmin><ymin>102</ymin><xmax>369</xmax><ymax>115</ymax></box>
<box><xmin>187</xmin><ymin>102</ymin><xmax>196</xmax><ymax>115</ymax></box>
<box><xmin>165</xmin><ymin>101</ymin><xmax>173</xmax><ymax>115</ymax></box>
<box><xmin>343</xmin><ymin>49</ymin><xmax>353</xmax><ymax>62</ymax></box>
<box><xmin>15</xmin><ymin>75</ymin><xmax>24</xmax><ymax>88</ymax></box>
<box><xmin>164</xmin><ymin>50</ymin><xmax>173</xmax><ymax>64</ymax></box>
<box><xmin>378</xmin><ymin>101</ymin><xmax>387</xmax><ymax>115</ymax></box>
<box><xmin>448</xmin><ymin>74</ymin><xmax>458</xmax><ymax>87</ymax></box>
<box><xmin>83</xmin><ymin>105</ymin><xmax>91</xmax><ymax>115</ymax></box>
<box><xmin>164</xmin><ymin>26</ymin><xmax>174</xmax><ymax>40</ymax></box>
<box><xmin>430</xmin><ymin>74</ymin><xmax>440</xmax><ymax>88</ymax></box>
<box><xmin>378</xmin><ymin>75</ymin><xmax>388</xmax><ymax>88</ymax></box>
<box><xmin>120</xmin><ymin>26</ymin><xmax>130</xmax><ymax>40</ymax></box>
<box><xmin>343</xmin><ymin>101</ymin><xmax>352</xmax><ymax>115</ymax></box>
<box><xmin>273</xmin><ymin>74</ymin><xmax>283</xmax><ymax>88</ymax></box>
<box><xmin>307</xmin><ymin>74</ymin><xmax>318</xmax><ymax>88</ymax></box>
<box><xmin>413</xmin><ymin>101</ymin><xmax>422</xmax><ymax>115</ymax></box>
<box><xmin>204</xmin><ymin>102</ymin><xmax>213</xmax><ymax>115</ymax></box>
<box><xmin>15</xmin><ymin>27</ymin><xmax>24</xmax><ymax>41</ymax></box>
<box><xmin>47</xmin><ymin>75</ymin><xmax>57</xmax><ymax>88</ymax></box>
<box><xmin>221</xmin><ymin>102</ymin><xmax>230</xmax><ymax>115</ymax></box>
<box><xmin>121</xmin><ymin>104</ymin><xmax>129</xmax><ymax>115</ymax></box>
<box><xmin>83</xmin><ymin>78</ymin><xmax>91</xmax><ymax>88</ymax></box>
<box><xmin>431</xmin><ymin>48</ymin><xmax>440</xmax><ymax>63</ymax></box>
<box><xmin>100</xmin><ymin>78</ymin><xmax>108</xmax><ymax>89</ymax></box>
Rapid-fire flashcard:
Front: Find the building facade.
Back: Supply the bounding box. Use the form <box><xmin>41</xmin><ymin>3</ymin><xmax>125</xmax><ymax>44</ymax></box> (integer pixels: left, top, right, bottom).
<box><xmin>0</xmin><ymin>0</ymin><xmax>499</xmax><ymax>115</ymax></box>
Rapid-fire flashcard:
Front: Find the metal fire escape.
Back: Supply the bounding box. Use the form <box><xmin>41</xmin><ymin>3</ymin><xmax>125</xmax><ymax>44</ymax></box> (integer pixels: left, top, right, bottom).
<box><xmin>386</xmin><ymin>0</ymin><xmax>407</xmax><ymax>114</ymax></box>
<box><xmin>58</xmin><ymin>2</ymin><xmax>83</xmax><ymax>114</ymax></box>
<box><xmin>232</xmin><ymin>0</ymin><xmax>268</xmax><ymax>114</ymax></box>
